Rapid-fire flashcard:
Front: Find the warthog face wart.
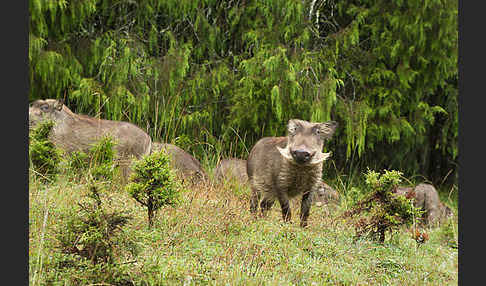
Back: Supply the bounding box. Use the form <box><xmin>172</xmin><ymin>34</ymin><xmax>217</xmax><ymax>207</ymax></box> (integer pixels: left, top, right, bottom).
<box><xmin>247</xmin><ymin>118</ymin><xmax>339</xmax><ymax>227</ymax></box>
<box><xmin>277</xmin><ymin>119</ymin><xmax>338</xmax><ymax>165</ymax></box>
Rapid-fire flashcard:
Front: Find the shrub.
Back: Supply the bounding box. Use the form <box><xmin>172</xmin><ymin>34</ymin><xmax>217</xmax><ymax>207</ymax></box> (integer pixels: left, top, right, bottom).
<box><xmin>87</xmin><ymin>136</ymin><xmax>118</xmax><ymax>181</ymax></box>
<box><xmin>51</xmin><ymin>183</ymin><xmax>136</xmax><ymax>285</ymax></box>
<box><xmin>342</xmin><ymin>169</ymin><xmax>423</xmax><ymax>243</ymax></box>
<box><xmin>29</xmin><ymin>120</ymin><xmax>62</xmax><ymax>183</ymax></box>
<box><xmin>65</xmin><ymin>136</ymin><xmax>119</xmax><ymax>182</ymax></box>
<box><xmin>56</xmin><ymin>183</ymin><xmax>134</xmax><ymax>264</ymax></box>
<box><xmin>126</xmin><ymin>150</ymin><xmax>183</xmax><ymax>228</ymax></box>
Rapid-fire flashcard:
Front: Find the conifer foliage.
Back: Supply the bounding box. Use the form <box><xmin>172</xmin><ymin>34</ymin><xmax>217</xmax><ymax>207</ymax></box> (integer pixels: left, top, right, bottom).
<box><xmin>29</xmin><ymin>0</ymin><xmax>458</xmax><ymax>185</ymax></box>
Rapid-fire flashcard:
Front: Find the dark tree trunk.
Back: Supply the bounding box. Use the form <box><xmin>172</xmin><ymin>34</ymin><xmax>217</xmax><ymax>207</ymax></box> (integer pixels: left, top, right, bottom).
<box><xmin>148</xmin><ymin>198</ymin><xmax>154</xmax><ymax>229</ymax></box>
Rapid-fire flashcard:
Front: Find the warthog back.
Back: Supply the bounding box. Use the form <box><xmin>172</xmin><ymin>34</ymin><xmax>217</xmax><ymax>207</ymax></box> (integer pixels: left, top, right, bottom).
<box><xmin>214</xmin><ymin>158</ymin><xmax>248</xmax><ymax>185</ymax></box>
<box><xmin>247</xmin><ymin>119</ymin><xmax>338</xmax><ymax>227</ymax></box>
<box><xmin>151</xmin><ymin>142</ymin><xmax>208</xmax><ymax>184</ymax></box>
<box><xmin>312</xmin><ymin>181</ymin><xmax>340</xmax><ymax>207</ymax></box>
<box><xmin>29</xmin><ymin>99</ymin><xmax>152</xmax><ymax>177</ymax></box>
<box><xmin>394</xmin><ymin>183</ymin><xmax>452</xmax><ymax>226</ymax></box>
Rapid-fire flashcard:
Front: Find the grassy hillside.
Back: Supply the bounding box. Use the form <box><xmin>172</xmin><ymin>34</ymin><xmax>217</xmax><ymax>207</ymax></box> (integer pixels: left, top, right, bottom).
<box><xmin>29</xmin><ymin>161</ymin><xmax>458</xmax><ymax>286</ymax></box>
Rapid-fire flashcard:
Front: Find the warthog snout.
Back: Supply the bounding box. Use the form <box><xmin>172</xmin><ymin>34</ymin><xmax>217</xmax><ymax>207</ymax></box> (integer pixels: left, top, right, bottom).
<box><xmin>290</xmin><ymin>149</ymin><xmax>314</xmax><ymax>164</ymax></box>
<box><xmin>247</xmin><ymin>119</ymin><xmax>338</xmax><ymax>227</ymax></box>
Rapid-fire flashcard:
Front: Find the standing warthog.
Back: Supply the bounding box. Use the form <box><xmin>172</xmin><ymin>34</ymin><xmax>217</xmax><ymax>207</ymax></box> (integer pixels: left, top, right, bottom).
<box><xmin>312</xmin><ymin>181</ymin><xmax>340</xmax><ymax>207</ymax></box>
<box><xmin>394</xmin><ymin>183</ymin><xmax>453</xmax><ymax>226</ymax></box>
<box><xmin>247</xmin><ymin>119</ymin><xmax>338</xmax><ymax>227</ymax></box>
<box><xmin>151</xmin><ymin>142</ymin><xmax>208</xmax><ymax>184</ymax></box>
<box><xmin>29</xmin><ymin>99</ymin><xmax>152</xmax><ymax>174</ymax></box>
<box><xmin>213</xmin><ymin>158</ymin><xmax>248</xmax><ymax>185</ymax></box>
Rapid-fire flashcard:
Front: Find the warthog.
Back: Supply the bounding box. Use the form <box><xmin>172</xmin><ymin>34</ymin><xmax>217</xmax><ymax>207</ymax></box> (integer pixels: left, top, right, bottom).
<box><xmin>247</xmin><ymin>119</ymin><xmax>338</xmax><ymax>227</ymax></box>
<box><xmin>29</xmin><ymin>99</ymin><xmax>152</xmax><ymax>174</ymax></box>
<box><xmin>312</xmin><ymin>181</ymin><xmax>340</xmax><ymax>207</ymax></box>
<box><xmin>394</xmin><ymin>183</ymin><xmax>453</xmax><ymax>226</ymax></box>
<box><xmin>151</xmin><ymin>142</ymin><xmax>208</xmax><ymax>184</ymax></box>
<box><xmin>213</xmin><ymin>158</ymin><xmax>248</xmax><ymax>185</ymax></box>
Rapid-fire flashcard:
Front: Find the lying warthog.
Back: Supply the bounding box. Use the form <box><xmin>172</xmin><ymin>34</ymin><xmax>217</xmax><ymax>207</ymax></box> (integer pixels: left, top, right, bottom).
<box><xmin>151</xmin><ymin>142</ymin><xmax>208</xmax><ymax>184</ymax></box>
<box><xmin>312</xmin><ymin>181</ymin><xmax>340</xmax><ymax>207</ymax></box>
<box><xmin>247</xmin><ymin>119</ymin><xmax>338</xmax><ymax>227</ymax></box>
<box><xmin>29</xmin><ymin>99</ymin><xmax>152</xmax><ymax>175</ymax></box>
<box><xmin>394</xmin><ymin>183</ymin><xmax>453</xmax><ymax>226</ymax></box>
<box><xmin>213</xmin><ymin>158</ymin><xmax>248</xmax><ymax>185</ymax></box>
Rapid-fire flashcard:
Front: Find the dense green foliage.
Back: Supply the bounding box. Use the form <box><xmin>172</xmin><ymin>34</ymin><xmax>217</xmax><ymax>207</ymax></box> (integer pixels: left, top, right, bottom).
<box><xmin>343</xmin><ymin>169</ymin><xmax>422</xmax><ymax>242</ymax></box>
<box><xmin>29</xmin><ymin>0</ymin><xmax>458</xmax><ymax>185</ymax></box>
<box><xmin>126</xmin><ymin>150</ymin><xmax>183</xmax><ymax>228</ymax></box>
<box><xmin>29</xmin><ymin>120</ymin><xmax>62</xmax><ymax>183</ymax></box>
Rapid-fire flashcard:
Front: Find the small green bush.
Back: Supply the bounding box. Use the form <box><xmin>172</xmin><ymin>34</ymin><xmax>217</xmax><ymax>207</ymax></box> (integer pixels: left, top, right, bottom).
<box><xmin>126</xmin><ymin>150</ymin><xmax>183</xmax><ymax>228</ymax></box>
<box><xmin>29</xmin><ymin>120</ymin><xmax>62</xmax><ymax>183</ymax></box>
<box><xmin>56</xmin><ymin>184</ymin><xmax>134</xmax><ymax>264</ymax></box>
<box><xmin>88</xmin><ymin>136</ymin><xmax>118</xmax><ymax>181</ymax></box>
<box><xmin>343</xmin><ymin>169</ymin><xmax>423</xmax><ymax>243</ymax></box>
<box><xmin>50</xmin><ymin>183</ymin><xmax>136</xmax><ymax>285</ymax></box>
<box><xmin>65</xmin><ymin>136</ymin><xmax>119</xmax><ymax>181</ymax></box>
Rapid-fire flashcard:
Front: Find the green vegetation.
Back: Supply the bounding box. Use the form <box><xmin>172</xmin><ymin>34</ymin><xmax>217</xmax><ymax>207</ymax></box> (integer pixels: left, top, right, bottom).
<box><xmin>28</xmin><ymin>0</ymin><xmax>458</xmax><ymax>284</ymax></box>
<box><xmin>29</xmin><ymin>163</ymin><xmax>458</xmax><ymax>285</ymax></box>
<box><xmin>29</xmin><ymin>0</ymin><xmax>458</xmax><ymax>186</ymax></box>
<box><xmin>126</xmin><ymin>150</ymin><xmax>183</xmax><ymax>228</ymax></box>
<box><xmin>85</xmin><ymin>136</ymin><xmax>119</xmax><ymax>181</ymax></box>
<box><xmin>33</xmin><ymin>180</ymin><xmax>135</xmax><ymax>285</ymax></box>
<box><xmin>29</xmin><ymin>120</ymin><xmax>63</xmax><ymax>183</ymax></box>
<box><xmin>63</xmin><ymin>136</ymin><xmax>120</xmax><ymax>185</ymax></box>
<box><xmin>343</xmin><ymin>169</ymin><xmax>422</xmax><ymax>243</ymax></box>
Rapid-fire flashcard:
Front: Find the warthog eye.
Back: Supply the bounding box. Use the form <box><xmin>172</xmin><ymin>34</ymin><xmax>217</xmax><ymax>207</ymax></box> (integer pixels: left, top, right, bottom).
<box><xmin>40</xmin><ymin>104</ymin><xmax>49</xmax><ymax>112</ymax></box>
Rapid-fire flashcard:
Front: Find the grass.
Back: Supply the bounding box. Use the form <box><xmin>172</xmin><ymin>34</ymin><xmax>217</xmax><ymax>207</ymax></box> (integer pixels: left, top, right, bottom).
<box><xmin>29</xmin><ymin>160</ymin><xmax>458</xmax><ymax>286</ymax></box>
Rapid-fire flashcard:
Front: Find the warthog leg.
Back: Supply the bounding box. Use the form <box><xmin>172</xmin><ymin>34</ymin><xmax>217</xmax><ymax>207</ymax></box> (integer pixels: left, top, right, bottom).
<box><xmin>260</xmin><ymin>197</ymin><xmax>275</xmax><ymax>217</ymax></box>
<box><xmin>277</xmin><ymin>195</ymin><xmax>291</xmax><ymax>223</ymax></box>
<box><xmin>300</xmin><ymin>191</ymin><xmax>312</xmax><ymax>227</ymax></box>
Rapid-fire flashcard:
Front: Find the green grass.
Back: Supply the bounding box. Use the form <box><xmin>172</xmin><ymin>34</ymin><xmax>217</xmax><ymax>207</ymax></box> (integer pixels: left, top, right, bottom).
<box><xmin>29</xmin><ymin>164</ymin><xmax>458</xmax><ymax>286</ymax></box>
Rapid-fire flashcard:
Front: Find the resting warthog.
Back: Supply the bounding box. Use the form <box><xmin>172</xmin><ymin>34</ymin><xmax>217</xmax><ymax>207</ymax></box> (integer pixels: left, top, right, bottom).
<box><xmin>29</xmin><ymin>99</ymin><xmax>152</xmax><ymax>172</ymax></box>
<box><xmin>394</xmin><ymin>183</ymin><xmax>453</xmax><ymax>226</ymax></box>
<box><xmin>213</xmin><ymin>158</ymin><xmax>248</xmax><ymax>185</ymax></box>
<box><xmin>151</xmin><ymin>142</ymin><xmax>208</xmax><ymax>184</ymax></box>
<box><xmin>247</xmin><ymin>119</ymin><xmax>338</xmax><ymax>227</ymax></box>
<box><xmin>312</xmin><ymin>181</ymin><xmax>340</xmax><ymax>207</ymax></box>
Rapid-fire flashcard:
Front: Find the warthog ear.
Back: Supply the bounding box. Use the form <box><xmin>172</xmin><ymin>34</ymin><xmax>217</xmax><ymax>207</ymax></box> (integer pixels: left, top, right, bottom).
<box><xmin>55</xmin><ymin>99</ymin><xmax>64</xmax><ymax>111</ymax></box>
<box><xmin>317</xmin><ymin>121</ymin><xmax>338</xmax><ymax>140</ymax></box>
<box><xmin>287</xmin><ymin>119</ymin><xmax>301</xmax><ymax>135</ymax></box>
